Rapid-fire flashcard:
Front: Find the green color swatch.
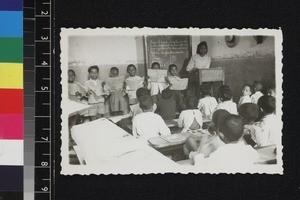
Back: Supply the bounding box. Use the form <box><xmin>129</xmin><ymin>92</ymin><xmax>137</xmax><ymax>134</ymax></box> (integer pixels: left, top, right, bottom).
<box><xmin>0</xmin><ymin>37</ymin><xmax>23</xmax><ymax>63</ymax></box>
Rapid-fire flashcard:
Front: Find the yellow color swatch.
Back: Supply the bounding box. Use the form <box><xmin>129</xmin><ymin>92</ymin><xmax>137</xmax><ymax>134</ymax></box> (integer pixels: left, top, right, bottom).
<box><xmin>0</xmin><ymin>63</ymin><xmax>23</xmax><ymax>89</ymax></box>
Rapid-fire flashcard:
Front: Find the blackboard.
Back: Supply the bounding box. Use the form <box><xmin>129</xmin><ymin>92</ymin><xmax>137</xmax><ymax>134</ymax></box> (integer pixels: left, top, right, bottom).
<box><xmin>145</xmin><ymin>36</ymin><xmax>191</xmax><ymax>73</ymax></box>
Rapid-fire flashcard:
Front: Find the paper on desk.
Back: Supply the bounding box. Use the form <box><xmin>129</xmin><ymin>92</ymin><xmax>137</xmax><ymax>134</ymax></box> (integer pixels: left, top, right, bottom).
<box><xmin>148</xmin><ymin>69</ymin><xmax>167</xmax><ymax>83</ymax></box>
<box><xmin>108</xmin><ymin>114</ymin><xmax>131</xmax><ymax>123</ymax></box>
<box><xmin>170</xmin><ymin>78</ymin><xmax>188</xmax><ymax>90</ymax></box>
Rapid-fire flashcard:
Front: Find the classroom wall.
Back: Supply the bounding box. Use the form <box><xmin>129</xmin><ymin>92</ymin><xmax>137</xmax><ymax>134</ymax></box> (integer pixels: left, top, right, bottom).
<box><xmin>68</xmin><ymin>36</ymin><xmax>145</xmax><ymax>84</ymax></box>
<box><xmin>200</xmin><ymin>36</ymin><xmax>275</xmax><ymax>102</ymax></box>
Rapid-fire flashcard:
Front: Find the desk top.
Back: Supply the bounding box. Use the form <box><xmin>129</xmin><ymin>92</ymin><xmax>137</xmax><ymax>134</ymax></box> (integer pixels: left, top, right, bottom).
<box><xmin>67</xmin><ymin>100</ymin><xmax>92</xmax><ymax>117</ymax></box>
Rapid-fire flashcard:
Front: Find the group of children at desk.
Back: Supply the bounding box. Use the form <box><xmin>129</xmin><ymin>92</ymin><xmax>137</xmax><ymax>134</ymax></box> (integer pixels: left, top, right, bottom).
<box><xmin>68</xmin><ymin>62</ymin><xmax>279</xmax><ymax>166</ymax></box>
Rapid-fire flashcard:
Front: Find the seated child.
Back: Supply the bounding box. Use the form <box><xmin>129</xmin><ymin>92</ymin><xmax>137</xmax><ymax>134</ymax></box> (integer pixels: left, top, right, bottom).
<box><xmin>193</xmin><ymin>114</ymin><xmax>259</xmax><ymax>169</ymax></box>
<box><xmin>68</xmin><ymin>69</ymin><xmax>87</xmax><ymax>102</ymax></box>
<box><xmin>166</xmin><ymin>64</ymin><xmax>184</xmax><ymax>112</ymax></box>
<box><xmin>125</xmin><ymin>64</ymin><xmax>145</xmax><ymax>105</ymax></box>
<box><xmin>238</xmin><ymin>84</ymin><xmax>252</xmax><ymax>108</ymax></box>
<box><xmin>251</xmin><ymin>81</ymin><xmax>264</xmax><ymax>104</ymax></box>
<box><xmin>198</xmin><ymin>83</ymin><xmax>218</xmax><ymax>119</ymax></box>
<box><xmin>215</xmin><ymin>86</ymin><xmax>238</xmax><ymax>114</ymax></box>
<box><xmin>238</xmin><ymin>103</ymin><xmax>261</xmax><ymax>146</ymax></box>
<box><xmin>184</xmin><ymin>109</ymin><xmax>229</xmax><ymax>158</ymax></box>
<box><xmin>178</xmin><ymin>96</ymin><xmax>203</xmax><ymax>132</ymax></box>
<box><xmin>148</xmin><ymin>62</ymin><xmax>167</xmax><ymax>103</ymax></box>
<box><xmin>156</xmin><ymin>88</ymin><xmax>176</xmax><ymax>120</ymax></box>
<box><xmin>267</xmin><ymin>87</ymin><xmax>276</xmax><ymax>97</ymax></box>
<box><xmin>132</xmin><ymin>95</ymin><xmax>171</xmax><ymax>140</ymax></box>
<box><xmin>130</xmin><ymin>87</ymin><xmax>157</xmax><ymax>117</ymax></box>
<box><xmin>217</xmin><ymin>85</ymin><xmax>230</xmax><ymax>103</ymax></box>
<box><xmin>106</xmin><ymin>67</ymin><xmax>127</xmax><ymax>116</ymax></box>
<box><xmin>253</xmin><ymin>95</ymin><xmax>279</xmax><ymax>147</ymax></box>
<box><xmin>84</xmin><ymin>65</ymin><xmax>109</xmax><ymax>121</ymax></box>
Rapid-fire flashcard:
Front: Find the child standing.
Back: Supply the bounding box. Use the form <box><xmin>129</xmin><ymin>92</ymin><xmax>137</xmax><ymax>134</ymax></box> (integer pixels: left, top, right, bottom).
<box><xmin>253</xmin><ymin>96</ymin><xmax>279</xmax><ymax>147</ymax></box>
<box><xmin>198</xmin><ymin>84</ymin><xmax>218</xmax><ymax>119</ymax></box>
<box><xmin>178</xmin><ymin>96</ymin><xmax>203</xmax><ymax>132</ymax></box>
<box><xmin>148</xmin><ymin>62</ymin><xmax>167</xmax><ymax>103</ymax></box>
<box><xmin>193</xmin><ymin>115</ymin><xmax>259</xmax><ymax>170</ymax></box>
<box><xmin>238</xmin><ymin>84</ymin><xmax>252</xmax><ymax>108</ymax></box>
<box><xmin>215</xmin><ymin>86</ymin><xmax>238</xmax><ymax>115</ymax></box>
<box><xmin>125</xmin><ymin>64</ymin><xmax>144</xmax><ymax>105</ymax></box>
<box><xmin>132</xmin><ymin>95</ymin><xmax>171</xmax><ymax>141</ymax></box>
<box><xmin>166</xmin><ymin>64</ymin><xmax>184</xmax><ymax>112</ymax></box>
<box><xmin>84</xmin><ymin>65</ymin><xmax>109</xmax><ymax>121</ymax></box>
<box><xmin>251</xmin><ymin>81</ymin><xmax>264</xmax><ymax>104</ymax></box>
<box><xmin>106</xmin><ymin>67</ymin><xmax>127</xmax><ymax>116</ymax></box>
<box><xmin>156</xmin><ymin>88</ymin><xmax>176</xmax><ymax>120</ymax></box>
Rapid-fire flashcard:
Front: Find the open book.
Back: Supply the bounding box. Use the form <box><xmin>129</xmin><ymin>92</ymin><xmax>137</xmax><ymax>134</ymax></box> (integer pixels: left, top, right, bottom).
<box><xmin>107</xmin><ymin>76</ymin><xmax>125</xmax><ymax>90</ymax></box>
<box><xmin>125</xmin><ymin>78</ymin><xmax>143</xmax><ymax>91</ymax></box>
<box><xmin>148</xmin><ymin>69</ymin><xmax>167</xmax><ymax>83</ymax></box>
<box><xmin>170</xmin><ymin>78</ymin><xmax>188</xmax><ymax>90</ymax></box>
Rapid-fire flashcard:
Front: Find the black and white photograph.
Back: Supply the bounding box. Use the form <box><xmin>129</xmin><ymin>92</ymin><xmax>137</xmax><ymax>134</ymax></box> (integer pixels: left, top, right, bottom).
<box><xmin>60</xmin><ymin>28</ymin><xmax>283</xmax><ymax>175</ymax></box>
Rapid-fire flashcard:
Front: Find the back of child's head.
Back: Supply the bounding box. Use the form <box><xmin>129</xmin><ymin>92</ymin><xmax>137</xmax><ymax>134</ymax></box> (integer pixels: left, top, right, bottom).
<box><xmin>253</xmin><ymin>81</ymin><xmax>263</xmax><ymax>92</ymax></box>
<box><xmin>161</xmin><ymin>88</ymin><xmax>172</xmax><ymax>99</ymax></box>
<box><xmin>136</xmin><ymin>87</ymin><xmax>150</xmax><ymax>101</ymax></box>
<box><xmin>208</xmin><ymin>109</ymin><xmax>230</xmax><ymax>134</ymax></box>
<box><xmin>186</xmin><ymin>96</ymin><xmax>199</xmax><ymax>109</ymax></box>
<box><xmin>139</xmin><ymin>95</ymin><xmax>154</xmax><ymax>111</ymax></box>
<box><xmin>200</xmin><ymin>84</ymin><xmax>211</xmax><ymax>97</ymax></box>
<box><xmin>219</xmin><ymin>114</ymin><xmax>244</xmax><ymax>142</ymax></box>
<box><xmin>257</xmin><ymin>95</ymin><xmax>275</xmax><ymax>114</ymax></box>
<box><xmin>238</xmin><ymin>103</ymin><xmax>259</xmax><ymax>124</ymax></box>
<box><xmin>220</xmin><ymin>86</ymin><xmax>233</xmax><ymax>101</ymax></box>
<box><xmin>151</xmin><ymin>62</ymin><xmax>161</xmax><ymax>69</ymax></box>
<box><xmin>88</xmin><ymin>65</ymin><xmax>99</xmax><ymax>73</ymax></box>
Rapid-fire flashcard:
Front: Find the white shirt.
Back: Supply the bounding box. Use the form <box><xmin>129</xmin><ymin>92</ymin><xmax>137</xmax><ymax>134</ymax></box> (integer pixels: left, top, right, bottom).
<box><xmin>178</xmin><ymin>109</ymin><xmax>203</xmax><ymax>132</ymax></box>
<box><xmin>251</xmin><ymin>91</ymin><xmax>264</xmax><ymax>104</ymax></box>
<box><xmin>198</xmin><ymin>96</ymin><xmax>218</xmax><ymax>118</ymax></box>
<box><xmin>215</xmin><ymin>101</ymin><xmax>238</xmax><ymax>115</ymax></box>
<box><xmin>238</xmin><ymin>95</ymin><xmax>251</xmax><ymax>108</ymax></box>
<box><xmin>84</xmin><ymin>79</ymin><xmax>108</xmax><ymax>103</ymax></box>
<box><xmin>194</xmin><ymin>142</ymin><xmax>259</xmax><ymax>170</ymax></box>
<box><xmin>253</xmin><ymin>113</ymin><xmax>280</xmax><ymax>147</ymax></box>
<box><xmin>186</xmin><ymin>54</ymin><xmax>211</xmax><ymax>71</ymax></box>
<box><xmin>132</xmin><ymin>112</ymin><xmax>171</xmax><ymax>140</ymax></box>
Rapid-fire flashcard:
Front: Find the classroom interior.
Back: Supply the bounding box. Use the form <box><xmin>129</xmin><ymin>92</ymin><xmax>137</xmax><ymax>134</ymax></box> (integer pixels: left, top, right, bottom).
<box><xmin>66</xmin><ymin>35</ymin><xmax>277</xmax><ymax>169</ymax></box>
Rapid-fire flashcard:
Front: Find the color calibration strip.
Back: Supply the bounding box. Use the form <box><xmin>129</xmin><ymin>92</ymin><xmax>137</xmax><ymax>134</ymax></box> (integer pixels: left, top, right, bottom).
<box><xmin>0</xmin><ymin>0</ymin><xmax>24</xmax><ymax>199</ymax></box>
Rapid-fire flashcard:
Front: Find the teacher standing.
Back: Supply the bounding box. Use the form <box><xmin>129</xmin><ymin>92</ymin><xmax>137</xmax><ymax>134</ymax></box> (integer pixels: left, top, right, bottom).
<box><xmin>186</xmin><ymin>41</ymin><xmax>211</xmax><ymax>97</ymax></box>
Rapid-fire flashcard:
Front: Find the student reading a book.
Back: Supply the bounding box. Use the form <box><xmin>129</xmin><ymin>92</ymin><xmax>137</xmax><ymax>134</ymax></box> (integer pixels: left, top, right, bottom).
<box><xmin>238</xmin><ymin>103</ymin><xmax>260</xmax><ymax>147</ymax></box>
<box><xmin>238</xmin><ymin>84</ymin><xmax>252</xmax><ymax>108</ymax></box>
<box><xmin>148</xmin><ymin>62</ymin><xmax>168</xmax><ymax>103</ymax></box>
<box><xmin>106</xmin><ymin>67</ymin><xmax>127</xmax><ymax>116</ymax></box>
<box><xmin>132</xmin><ymin>95</ymin><xmax>171</xmax><ymax>141</ymax></box>
<box><xmin>125</xmin><ymin>64</ymin><xmax>145</xmax><ymax>105</ymax></box>
<box><xmin>178</xmin><ymin>96</ymin><xmax>203</xmax><ymax>132</ymax></box>
<box><xmin>215</xmin><ymin>85</ymin><xmax>238</xmax><ymax>115</ymax></box>
<box><xmin>166</xmin><ymin>64</ymin><xmax>185</xmax><ymax>112</ymax></box>
<box><xmin>251</xmin><ymin>81</ymin><xmax>264</xmax><ymax>104</ymax></box>
<box><xmin>156</xmin><ymin>88</ymin><xmax>176</xmax><ymax>120</ymax></box>
<box><xmin>184</xmin><ymin>109</ymin><xmax>229</xmax><ymax>159</ymax></box>
<box><xmin>130</xmin><ymin>87</ymin><xmax>157</xmax><ymax>118</ymax></box>
<box><xmin>186</xmin><ymin>41</ymin><xmax>211</xmax><ymax>97</ymax></box>
<box><xmin>192</xmin><ymin>115</ymin><xmax>259</xmax><ymax>169</ymax></box>
<box><xmin>197</xmin><ymin>84</ymin><xmax>218</xmax><ymax>119</ymax></box>
<box><xmin>84</xmin><ymin>65</ymin><xmax>109</xmax><ymax>121</ymax></box>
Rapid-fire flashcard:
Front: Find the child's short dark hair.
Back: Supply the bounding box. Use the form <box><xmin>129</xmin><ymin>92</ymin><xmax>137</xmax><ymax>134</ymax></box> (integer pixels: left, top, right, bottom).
<box><xmin>212</xmin><ymin>109</ymin><xmax>231</xmax><ymax>128</ymax></box>
<box><xmin>139</xmin><ymin>95</ymin><xmax>154</xmax><ymax>111</ymax></box>
<box><xmin>168</xmin><ymin>64</ymin><xmax>177</xmax><ymax>72</ymax></box>
<box><xmin>127</xmin><ymin>64</ymin><xmax>136</xmax><ymax>72</ymax></box>
<box><xmin>238</xmin><ymin>103</ymin><xmax>259</xmax><ymax>124</ymax></box>
<box><xmin>220</xmin><ymin>86</ymin><xmax>232</xmax><ymax>101</ymax></box>
<box><xmin>136</xmin><ymin>87</ymin><xmax>150</xmax><ymax>100</ymax></box>
<box><xmin>219</xmin><ymin>114</ymin><xmax>244</xmax><ymax>142</ymax></box>
<box><xmin>161</xmin><ymin>88</ymin><xmax>172</xmax><ymax>99</ymax></box>
<box><xmin>196</xmin><ymin>41</ymin><xmax>208</xmax><ymax>54</ymax></box>
<box><xmin>110</xmin><ymin>67</ymin><xmax>119</xmax><ymax>72</ymax></box>
<box><xmin>253</xmin><ymin>81</ymin><xmax>263</xmax><ymax>91</ymax></box>
<box><xmin>151</xmin><ymin>62</ymin><xmax>160</xmax><ymax>69</ymax></box>
<box><xmin>186</xmin><ymin>96</ymin><xmax>199</xmax><ymax>109</ymax></box>
<box><xmin>200</xmin><ymin>83</ymin><xmax>211</xmax><ymax>96</ymax></box>
<box><xmin>257</xmin><ymin>95</ymin><xmax>275</xmax><ymax>114</ymax></box>
<box><xmin>68</xmin><ymin>69</ymin><xmax>75</xmax><ymax>75</ymax></box>
<box><xmin>88</xmin><ymin>65</ymin><xmax>99</xmax><ymax>73</ymax></box>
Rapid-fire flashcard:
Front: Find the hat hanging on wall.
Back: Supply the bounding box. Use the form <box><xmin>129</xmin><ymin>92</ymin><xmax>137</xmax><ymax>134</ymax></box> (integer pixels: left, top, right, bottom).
<box><xmin>225</xmin><ymin>35</ymin><xmax>237</xmax><ymax>48</ymax></box>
